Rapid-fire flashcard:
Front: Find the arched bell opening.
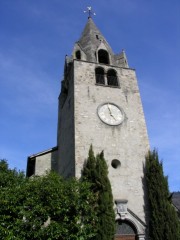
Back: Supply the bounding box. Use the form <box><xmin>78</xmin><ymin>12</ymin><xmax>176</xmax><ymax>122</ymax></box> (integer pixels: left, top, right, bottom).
<box><xmin>98</xmin><ymin>49</ymin><xmax>110</xmax><ymax>64</ymax></box>
<box><xmin>95</xmin><ymin>67</ymin><xmax>105</xmax><ymax>85</ymax></box>
<box><xmin>107</xmin><ymin>69</ymin><xmax>118</xmax><ymax>86</ymax></box>
<box><xmin>75</xmin><ymin>50</ymin><xmax>81</xmax><ymax>60</ymax></box>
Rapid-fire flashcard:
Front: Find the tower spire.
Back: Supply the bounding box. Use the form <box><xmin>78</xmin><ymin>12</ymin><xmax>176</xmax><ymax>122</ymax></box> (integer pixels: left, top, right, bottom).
<box><xmin>77</xmin><ymin>17</ymin><xmax>114</xmax><ymax>62</ymax></box>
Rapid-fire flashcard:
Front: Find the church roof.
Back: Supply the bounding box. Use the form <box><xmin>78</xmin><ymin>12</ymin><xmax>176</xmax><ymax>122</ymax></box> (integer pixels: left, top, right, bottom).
<box><xmin>28</xmin><ymin>146</ymin><xmax>58</xmax><ymax>159</ymax></box>
<box><xmin>77</xmin><ymin>17</ymin><xmax>114</xmax><ymax>62</ymax></box>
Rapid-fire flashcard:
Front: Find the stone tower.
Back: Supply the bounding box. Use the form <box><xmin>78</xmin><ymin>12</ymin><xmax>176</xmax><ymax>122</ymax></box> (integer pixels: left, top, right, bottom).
<box><xmin>57</xmin><ymin>17</ymin><xmax>149</xmax><ymax>239</ymax></box>
<box><xmin>27</xmin><ymin>17</ymin><xmax>149</xmax><ymax>239</ymax></box>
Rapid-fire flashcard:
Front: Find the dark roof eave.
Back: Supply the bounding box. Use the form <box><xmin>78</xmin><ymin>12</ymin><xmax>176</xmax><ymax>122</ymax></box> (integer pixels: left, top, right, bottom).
<box><xmin>28</xmin><ymin>146</ymin><xmax>58</xmax><ymax>159</ymax></box>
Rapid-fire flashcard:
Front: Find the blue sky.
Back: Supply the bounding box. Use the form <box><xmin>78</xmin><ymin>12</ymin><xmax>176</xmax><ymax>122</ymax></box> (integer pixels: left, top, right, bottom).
<box><xmin>0</xmin><ymin>0</ymin><xmax>179</xmax><ymax>191</ymax></box>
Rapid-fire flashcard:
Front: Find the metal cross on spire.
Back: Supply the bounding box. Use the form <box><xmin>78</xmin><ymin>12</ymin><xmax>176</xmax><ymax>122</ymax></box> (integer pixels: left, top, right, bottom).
<box><xmin>84</xmin><ymin>6</ymin><xmax>96</xmax><ymax>19</ymax></box>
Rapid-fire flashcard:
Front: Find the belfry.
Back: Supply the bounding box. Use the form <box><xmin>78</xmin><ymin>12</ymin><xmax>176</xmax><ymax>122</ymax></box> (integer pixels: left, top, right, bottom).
<box><xmin>27</xmin><ymin>14</ymin><xmax>149</xmax><ymax>239</ymax></box>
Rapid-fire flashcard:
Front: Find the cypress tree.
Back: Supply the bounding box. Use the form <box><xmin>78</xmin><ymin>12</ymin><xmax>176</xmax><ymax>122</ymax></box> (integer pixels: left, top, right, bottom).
<box><xmin>95</xmin><ymin>151</ymin><xmax>115</xmax><ymax>240</ymax></box>
<box><xmin>82</xmin><ymin>146</ymin><xmax>115</xmax><ymax>240</ymax></box>
<box><xmin>82</xmin><ymin>145</ymin><xmax>96</xmax><ymax>184</ymax></box>
<box><xmin>146</xmin><ymin>150</ymin><xmax>180</xmax><ymax>240</ymax></box>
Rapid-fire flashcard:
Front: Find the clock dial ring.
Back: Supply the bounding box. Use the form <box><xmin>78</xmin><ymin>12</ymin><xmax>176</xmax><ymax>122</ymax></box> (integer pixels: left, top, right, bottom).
<box><xmin>97</xmin><ymin>102</ymin><xmax>124</xmax><ymax>126</ymax></box>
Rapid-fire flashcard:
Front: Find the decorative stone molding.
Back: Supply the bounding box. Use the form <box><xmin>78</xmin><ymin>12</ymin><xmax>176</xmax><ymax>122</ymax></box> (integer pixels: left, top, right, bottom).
<box><xmin>115</xmin><ymin>199</ymin><xmax>146</xmax><ymax>240</ymax></box>
<box><xmin>115</xmin><ymin>199</ymin><xmax>128</xmax><ymax>219</ymax></box>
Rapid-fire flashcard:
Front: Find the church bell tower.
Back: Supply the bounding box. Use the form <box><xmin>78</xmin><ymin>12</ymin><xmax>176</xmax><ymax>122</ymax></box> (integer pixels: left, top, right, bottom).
<box><xmin>26</xmin><ymin>14</ymin><xmax>150</xmax><ymax>239</ymax></box>
<box><xmin>57</xmin><ymin>17</ymin><xmax>149</xmax><ymax>239</ymax></box>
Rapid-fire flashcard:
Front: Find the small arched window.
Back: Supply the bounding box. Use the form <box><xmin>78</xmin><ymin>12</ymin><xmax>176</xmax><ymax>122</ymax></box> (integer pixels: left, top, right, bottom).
<box><xmin>95</xmin><ymin>67</ymin><xmax>105</xmax><ymax>85</ymax></box>
<box><xmin>75</xmin><ymin>50</ymin><xmax>81</xmax><ymax>60</ymax></box>
<box><xmin>107</xmin><ymin>69</ymin><xmax>118</xmax><ymax>86</ymax></box>
<box><xmin>98</xmin><ymin>49</ymin><xmax>109</xmax><ymax>64</ymax></box>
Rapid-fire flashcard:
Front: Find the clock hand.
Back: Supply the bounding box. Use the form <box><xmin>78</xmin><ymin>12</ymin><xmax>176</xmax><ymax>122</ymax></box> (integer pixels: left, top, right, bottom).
<box><xmin>107</xmin><ymin>103</ymin><xmax>112</xmax><ymax>114</ymax></box>
<box><xmin>107</xmin><ymin>104</ymin><xmax>116</xmax><ymax>121</ymax></box>
<box><xmin>111</xmin><ymin>114</ymin><xmax>116</xmax><ymax>121</ymax></box>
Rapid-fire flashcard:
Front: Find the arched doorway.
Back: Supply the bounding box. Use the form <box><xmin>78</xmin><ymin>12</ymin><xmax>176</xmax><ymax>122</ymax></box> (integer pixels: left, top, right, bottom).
<box><xmin>114</xmin><ymin>220</ymin><xmax>137</xmax><ymax>240</ymax></box>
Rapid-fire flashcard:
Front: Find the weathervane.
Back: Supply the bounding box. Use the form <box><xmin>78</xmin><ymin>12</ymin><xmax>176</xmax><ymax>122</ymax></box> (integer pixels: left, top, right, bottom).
<box><xmin>84</xmin><ymin>6</ymin><xmax>96</xmax><ymax>18</ymax></box>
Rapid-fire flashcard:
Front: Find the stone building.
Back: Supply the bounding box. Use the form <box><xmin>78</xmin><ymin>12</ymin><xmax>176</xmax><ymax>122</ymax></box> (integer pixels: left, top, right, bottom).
<box><xmin>26</xmin><ymin>17</ymin><xmax>150</xmax><ymax>240</ymax></box>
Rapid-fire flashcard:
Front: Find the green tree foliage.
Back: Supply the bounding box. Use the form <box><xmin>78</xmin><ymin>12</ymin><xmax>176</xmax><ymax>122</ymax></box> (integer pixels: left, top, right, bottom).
<box><xmin>146</xmin><ymin>150</ymin><xmax>180</xmax><ymax>240</ymax></box>
<box><xmin>82</xmin><ymin>146</ymin><xmax>115</xmax><ymax>240</ymax></box>
<box><xmin>0</xmin><ymin>160</ymin><xmax>97</xmax><ymax>240</ymax></box>
<box><xmin>0</xmin><ymin>159</ymin><xmax>25</xmax><ymax>188</ymax></box>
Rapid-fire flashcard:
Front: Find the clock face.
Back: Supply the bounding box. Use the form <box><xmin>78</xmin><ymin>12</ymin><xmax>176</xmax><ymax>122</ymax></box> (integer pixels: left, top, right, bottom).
<box><xmin>97</xmin><ymin>103</ymin><xmax>124</xmax><ymax>126</ymax></box>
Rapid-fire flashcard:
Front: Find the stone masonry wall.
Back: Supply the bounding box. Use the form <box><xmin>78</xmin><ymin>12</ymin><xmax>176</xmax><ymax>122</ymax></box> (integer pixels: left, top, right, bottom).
<box><xmin>73</xmin><ymin>60</ymin><xmax>149</xmax><ymax>223</ymax></box>
<box><xmin>35</xmin><ymin>149</ymin><xmax>58</xmax><ymax>176</ymax></box>
<box><xmin>57</xmin><ymin>66</ymin><xmax>75</xmax><ymax>177</ymax></box>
